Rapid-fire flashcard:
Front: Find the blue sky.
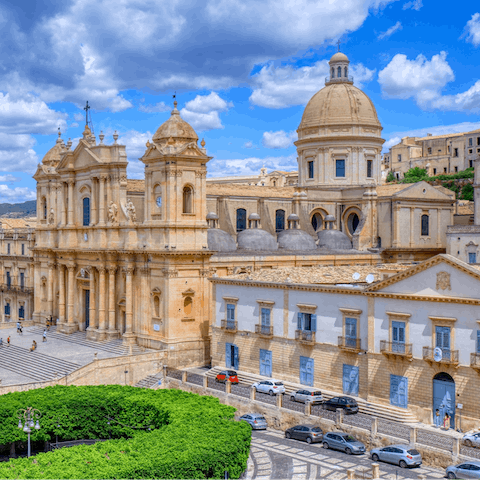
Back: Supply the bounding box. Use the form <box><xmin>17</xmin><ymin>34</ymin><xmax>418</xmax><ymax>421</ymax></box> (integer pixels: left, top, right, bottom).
<box><xmin>0</xmin><ymin>0</ymin><xmax>479</xmax><ymax>203</ymax></box>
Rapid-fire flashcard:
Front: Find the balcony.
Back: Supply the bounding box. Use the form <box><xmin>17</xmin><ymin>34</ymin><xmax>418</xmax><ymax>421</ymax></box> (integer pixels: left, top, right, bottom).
<box><xmin>221</xmin><ymin>319</ymin><xmax>237</xmax><ymax>333</ymax></box>
<box><xmin>325</xmin><ymin>75</ymin><xmax>354</xmax><ymax>85</ymax></box>
<box><xmin>338</xmin><ymin>336</ymin><xmax>361</xmax><ymax>353</ymax></box>
<box><xmin>380</xmin><ymin>340</ymin><xmax>413</xmax><ymax>359</ymax></box>
<box><xmin>470</xmin><ymin>353</ymin><xmax>480</xmax><ymax>371</ymax></box>
<box><xmin>295</xmin><ymin>329</ymin><xmax>315</xmax><ymax>345</ymax></box>
<box><xmin>423</xmin><ymin>347</ymin><xmax>459</xmax><ymax>366</ymax></box>
<box><xmin>0</xmin><ymin>284</ymin><xmax>33</xmax><ymax>295</ymax></box>
<box><xmin>255</xmin><ymin>324</ymin><xmax>273</xmax><ymax>337</ymax></box>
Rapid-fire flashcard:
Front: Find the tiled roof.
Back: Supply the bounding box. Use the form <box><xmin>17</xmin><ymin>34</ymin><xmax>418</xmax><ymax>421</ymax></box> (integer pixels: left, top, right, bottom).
<box><xmin>0</xmin><ymin>218</ymin><xmax>37</xmax><ymax>229</ymax></box>
<box><xmin>456</xmin><ymin>201</ymin><xmax>474</xmax><ymax>215</ymax></box>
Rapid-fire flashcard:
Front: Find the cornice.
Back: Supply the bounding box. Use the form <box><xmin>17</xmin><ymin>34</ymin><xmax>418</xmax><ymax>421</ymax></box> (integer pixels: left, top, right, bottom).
<box><xmin>366</xmin><ymin>291</ymin><xmax>480</xmax><ymax>305</ymax></box>
<box><xmin>32</xmin><ymin>247</ymin><xmax>213</xmax><ymax>258</ymax></box>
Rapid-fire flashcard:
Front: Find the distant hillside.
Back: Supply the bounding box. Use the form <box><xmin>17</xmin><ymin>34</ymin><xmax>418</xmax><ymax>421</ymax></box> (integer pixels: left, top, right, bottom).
<box><xmin>0</xmin><ymin>200</ymin><xmax>36</xmax><ymax>217</ymax></box>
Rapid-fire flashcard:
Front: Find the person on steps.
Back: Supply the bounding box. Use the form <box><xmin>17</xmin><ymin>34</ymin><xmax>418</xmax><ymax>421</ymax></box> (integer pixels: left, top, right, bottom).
<box><xmin>43</xmin><ymin>329</ymin><xmax>47</xmax><ymax>342</ymax></box>
<box><xmin>29</xmin><ymin>342</ymin><xmax>36</xmax><ymax>352</ymax></box>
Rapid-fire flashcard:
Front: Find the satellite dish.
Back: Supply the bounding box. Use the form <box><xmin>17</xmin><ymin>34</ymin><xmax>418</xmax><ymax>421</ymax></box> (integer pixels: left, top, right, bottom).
<box><xmin>366</xmin><ymin>274</ymin><xmax>375</xmax><ymax>284</ymax></box>
<box><xmin>352</xmin><ymin>272</ymin><xmax>360</xmax><ymax>281</ymax></box>
<box><xmin>433</xmin><ymin>347</ymin><xmax>443</xmax><ymax>362</ymax></box>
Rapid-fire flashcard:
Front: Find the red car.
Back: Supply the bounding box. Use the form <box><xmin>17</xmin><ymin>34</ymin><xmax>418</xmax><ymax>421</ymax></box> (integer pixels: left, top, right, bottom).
<box><xmin>216</xmin><ymin>370</ymin><xmax>239</xmax><ymax>384</ymax></box>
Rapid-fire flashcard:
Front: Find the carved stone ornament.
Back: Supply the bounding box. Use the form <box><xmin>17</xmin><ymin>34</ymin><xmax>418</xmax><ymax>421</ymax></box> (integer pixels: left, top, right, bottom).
<box><xmin>108</xmin><ymin>201</ymin><xmax>118</xmax><ymax>224</ymax></box>
<box><xmin>48</xmin><ymin>208</ymin><xmax>55</xmax><ymax>225</ymax></box>
<box><xmin>436</xmin><ymin>271</ymin><xmax>451</xmax><ymax>291</ymax></box>
<box><xmin>125</xmin><ymin>199</ymin><xmax>137</xmax><ymax>222</ymax></box>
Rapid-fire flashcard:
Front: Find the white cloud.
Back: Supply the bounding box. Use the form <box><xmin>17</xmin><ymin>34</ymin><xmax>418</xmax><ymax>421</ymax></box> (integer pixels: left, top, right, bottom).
<box><xmin>377</xmin><ymin>21</ymin><xmax>402</xmax><ymax>40</ymax></box>
<box><xmin>430</xmin><ymin>80</ymin><xmax>480</xmax><ymax>113</ymax></box>
<box><xmin>262</xmin><ymin>130</ymin><xmax>297</xmax><ymax>149</ymax></box>
<box><xmin>383</xmin><ymin>122</ymin><xmax>480</xmax><ymax>152</ymax></box>
<box><xmin>464</xmin><ymin>13</ymin><xmax>480</xmax><ymax>47</ymax></box>
<box><xmin>0</xmin><ymin>132</ymin><xmax>39</xmax><ymax>173</ymax></box>
<box><xmin>208</xmin><ymin>154</ymin><xmax>297</xmax><ymax>178</ymax></box>
<box><xmin>244</xmin><ymin>141</ymin><xmax>254</xmax><ymax>148</ymax></box>
<box><xmin>402</xmin><ymin>0</ymin><xmax>422</xmax><ymax>10</ymax></box>
<box><xmin>250</xmin><ymin>60</ymin><xmax>375</xmax><ymax>109</ymax></box>
<box><xmin>180</xmin><ymin>92</ymin><xmax>232</xmax><ymax>131</ymax></box>
<box><xmin>74</xmin><ymin>113</ymin><xmax>84</xmax><ymax>122</ymax></box>
<box><xmin>0</xmin><ymin>184</ymin><xmax>36</xmax><ymax>203</ymax></box>
<box><xmin>138</xmin><ymin>102</ymin><xmax>171</xmax><ymax>113</ymax></box>
<box><xmin>116</xmin><ymin>129</ymin><xmax>152</xmax><ymax>179</ymax></box>
<box><xmin>0</xmin><ymin>175</ymin><xmax>21</xmax><ymax>182</ymax></box>
<box><xmin>69</xmin><ymin>122</ymin><xmax>79</xmax><ymax>128</ymax></box>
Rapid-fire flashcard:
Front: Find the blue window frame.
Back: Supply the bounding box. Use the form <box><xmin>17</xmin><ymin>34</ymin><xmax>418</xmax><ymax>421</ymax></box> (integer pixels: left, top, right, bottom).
<box><xmin>275</xmin><ymin>209</ymin><xmax>285</xmax><ymax>231</ymax></box>
<box><xmin>260</xmin><ymin>349</ymin><xmax>272</xmax><ymax>377</ymax></box>
<box><xmin>236</xmin><ymin>208</ymin><xmax>246</xmax><ymax>232</ymax></box>
<box><xmin>345</xmin><ymin>317</ymin><xmax>357</xmax><ymax>348</ymax></box>
<box><xmin>19</xmin><ymin>305</ymin><xmax>24</xmax><ymax>319</ymax></box>
<box><xmin>297</xmin><ymin>312</ymin><xmax>317</xmax><ymax>332</ymax></box>
<box><xmin>20</xmin><ymin>272</ymin><xmax>24</xmax><ymax>289</ymax></box>
<box><xmin>436</xmin><ymin>326</ymin><xmax>451</xmax><ymax>360</ymax></box>
<box><xmin>83</xmin><ymin>197</ymin><xmax>90</xmax><ymax>226</ymax></box>
<box><xmin>421</xmin><ymin>214</ymin><xmax>429</xmax><ymax>236</ymax></box>
<box><xmin>342</xmin><ymin>364</ymin><xmax>359</xmax><ymax>396</ymax></box>
<box><xmin>308</xmin><ymin>161</ymin><xmax>314</xmax><ymax>179</ymax></box>
<box><xmin>261</xmin><ymin>308</ymin><xmax>270</xmax><ymax>326</ymax></box>
<box><xmin>390</xmin><ymin>375</ymin><xmax>408</xmax><ymax>408</ymax></box>
<box><xmin>336</xmin><ymin>159</ymin><xmax>345</xmax><ymax>177</ymax></box>
<box><xmin>4</xmin><ymin>302</ymin><xmax>10</xmax><ymax>316</ymax></box>
<box><xmin>477</xmin><ymin>330</ymin><xmax>480</xmax><ymax>354</ymax></box>
<box><xmin>226</xmin><ymin>304</ymin><xmax>235</xmax><ymax>329</ymax></box>
<box><xmin>225</xmin><ymin>343</ymin><xmax>239</xmax><ymax>369</ymax></box>
<box><xmin>392</xmin><ymin>321</ymin><xmax>406</xmax><ymax>354</ymax></box>
<box><xmin>300</xmin><ymin>356</ymin><xmax>314</xmax><ymax>387</ymax></box>
<box><xmin>469</xmin><ymin>252</ymin><xmax>477</xmax><ymax>264</ymax></box>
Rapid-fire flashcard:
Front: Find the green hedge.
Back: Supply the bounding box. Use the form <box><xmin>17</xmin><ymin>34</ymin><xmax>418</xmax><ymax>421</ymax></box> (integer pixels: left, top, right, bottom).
<box><xmin>0</xmin><ymin>386</ymin><xmax>251</xmax><ymax>479</ymax></box>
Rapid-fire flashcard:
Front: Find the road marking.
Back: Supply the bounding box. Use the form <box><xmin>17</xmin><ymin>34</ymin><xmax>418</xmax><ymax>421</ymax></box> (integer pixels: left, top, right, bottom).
<box><xmin>309</xmin><ymin>464</ymin><xmax>317</xmax><ymax>480</ymax></box>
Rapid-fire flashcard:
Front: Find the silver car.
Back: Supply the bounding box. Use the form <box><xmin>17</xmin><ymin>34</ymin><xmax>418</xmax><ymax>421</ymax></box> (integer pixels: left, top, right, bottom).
<box><xmin>239</xmin><ymin>413</ymin><xmax>267</xmax><ymax>430</ymax></box>
<box><xmin>251</xmin><ymin>379</ymin><xmax>286</xmax><ymax>396</ymax></box>
<box><xmin>290</xmin><ymin>388</ymin><xmax>323</xmax><ymax>405</ymax></box>
<box><xmin>370</xmin><ymin>445</ymin><xmax>422</xmax><ymax>468</ymax></box>
<box><xmin>446</xmin><ymin>461</ymin><xmax>480</xmax><ymax>479</ymax></box>
<box><xmin>322</xmin><ymin>432</ymin><xmax>366</xmax><ymax>455</ymax></box>
<box><xmin>463</xmin><ymin>432</ymin><xmax>480</xmax><ymax>448</ymax></box>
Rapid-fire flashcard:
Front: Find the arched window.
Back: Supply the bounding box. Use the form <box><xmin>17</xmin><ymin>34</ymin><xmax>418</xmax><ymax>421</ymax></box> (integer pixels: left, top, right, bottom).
<box><xmin>421</xmin><ymin>214</ymin><xmax>429</xmax><ymax>236</ymax></box>
<box><xmin>347</xmin><ymin>213</ymin><xmax>360</xmax><ymax>235</ymax></box>
<box><xmin>331</xmin><ymin>67</ymin><xmax>335</xmax><ymax>78</ymax></box>
<box><xmin>344</xmin><ymin>66</ymin><xmax>348</xmax><ymax>77</ymax></box>
<box><xmin>337</xmin><ymin>66</ymin><xmax>342</xmax><ymax>77</ymax></box>
<box><xmin>19</xmin><ymin>304</ymin><xmax>24</xmax><ymax>319</ymax></box>
<box><xmin>275</xmin><ymin>210</ymin><xmax>285</xmax><ymax>232</ymax></box>
<box><xmin>43</xmin><ymin>197</ymin><xmax>47</xmax><ymax>220</ymax></box>
<box><xmin>311</xmin><ymin>213</ymin><xmax>323</xmax><ymax>232</ymax></box>
<box><xmin>83</xmin><ymin>197</ymin><xmax>90</xmax><ymax>226</ymax></box>
<box><xmin>183</xmin><ymin>185</ymin><xmax>193</xmax><ymax>214</ymax></box>
<box><xmin>236</xmin><ymin>208</ymin><xmax>247</xmax><ymax>232</ymax></box>
<box><xmin>4</xmin><ymin>302</ymin><xmax>10</xmax><ymax>316</ymax></box>
<box><xmin>184</xmin><ymin>296</ymin><xmax>193</xmax><ymax>316</ymax></box>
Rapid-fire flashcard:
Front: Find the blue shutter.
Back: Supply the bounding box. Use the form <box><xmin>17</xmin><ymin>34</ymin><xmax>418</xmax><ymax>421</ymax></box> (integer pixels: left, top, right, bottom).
<box><xmin>261</xmin><ymin>308</ymin><xmax>270</xmax><ymax>326</ymax></box>
<box><xmin>225</xmin><ymin>343</ymin><xmax>232</xmax><ymax>368</ymax></box>
<box><xmin>227</xmin><ymin>304</ymin><xmax>235</xmax><ymax>322</ymax></box>
<box><xmin>477</xmin><ymin>331</ymin><xmax>480</xmax><ymax>354</ymax></box>
<box><xmin>260</xmin><ymin>349</ymin><xmax>272</xmax><ymax>377</ymax></box>
<box><xmin>300</xmin><ymin>356</ymin><xmax>314</xmax><ymax>386</ymax></box>
<box><xmin>233</xmin><ymin>345</ymin><xmax>239</xmax><ymax>370</ymax></box>
<box><xmin>342</xmin><ymin>364</ymin><xmax>359</xmax><ymax>396</ymax></box>
<box><xmin>345</xmin><ymin>318</ymin><xmax>357</xmax><ymax>338</ymax></box>
<box><xmin>311</xmin><ymin>314</ymin><xmax>317</xmax><ymax>332</ymax></box>
<box><xmin>390</xmin><ymin>375</ymin><xmax>408</xmax><ymax>409</ymax></box>
<box><xmin>297</xmin><ymin>312</ymin><xmax>303</xmax><ymax>330</ymax></box>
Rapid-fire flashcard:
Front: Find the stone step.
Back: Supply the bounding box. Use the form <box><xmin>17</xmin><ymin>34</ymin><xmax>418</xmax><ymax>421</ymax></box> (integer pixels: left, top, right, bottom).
<box><xmin>205</xmin><ymin>366</ymin><xmax>418</xmax><ymax>424</ymax></box>
<box><xmin>29</xmin><ymin>327</ymin><xmax>146</xmax><ymax>356</ymax></box>
<box><xmin>0</xmin><ymin>344</ymin><xmax>80</xmax><ymax>382</ymax></box>
<box><xmin>134</xmin><ymin>373</ymin><xmax>163</xmax><ymax>388</ymax></box>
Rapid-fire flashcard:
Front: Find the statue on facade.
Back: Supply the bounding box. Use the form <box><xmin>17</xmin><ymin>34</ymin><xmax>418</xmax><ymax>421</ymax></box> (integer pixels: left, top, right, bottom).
<box><xmin>108</xmin><ymin>201</ymin><xmax>118</xmax><ymax>223</ymax></box>
<box><xmin>48</xmin><ymin>208</ymin><xmax>55</xmax><ymax>224</ymax></box>
<box><xmin>126</xmin><ymin>199</ymin><xmax>137</xmax><ymax>223</ymax></box>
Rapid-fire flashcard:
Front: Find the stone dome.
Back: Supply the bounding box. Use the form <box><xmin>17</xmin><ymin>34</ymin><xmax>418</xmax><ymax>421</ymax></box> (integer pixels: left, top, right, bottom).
<box><xmin>152</xmin><ymin>101</ymin><xmax>198</xmax><ymax>145</ymax></box>
<box><xmin>207</xmin><ymin>228</ymin><xmax>237</xmax><ymax>252</ymax></box>
<box><xmin>277</xmin><ymin>229</ymin><xmax>316</xmax><ymax>251</ymax></box>
<box><xmin>329</xmin><ymin>52</ymin><xmax>349</xmax><ymax>63</ymax></box>
<box><xmin>237</xmin><ymin>229</ymin><xmax>278</xmax><ymax>251</ymax></box>
<box><xmin>42</xmin><ymin>131</ymin><xmax>65</xmax><ymax>166</ymax></box>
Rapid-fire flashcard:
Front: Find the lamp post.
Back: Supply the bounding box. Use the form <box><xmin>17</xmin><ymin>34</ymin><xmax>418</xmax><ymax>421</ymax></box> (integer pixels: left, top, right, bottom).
<box><xmin>17</xmin><ymin>407</ymin><xmax>41</xmax><ymax>458</ymax></box>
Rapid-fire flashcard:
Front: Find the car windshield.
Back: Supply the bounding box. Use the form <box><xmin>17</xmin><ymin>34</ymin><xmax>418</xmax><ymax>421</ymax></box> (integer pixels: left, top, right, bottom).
<box><xmin>311</xmin><ymin>427</ymin><xmax>322</xmax><ymax>432</ymax></box>
<box><xmin>312</xmin><ymin>392</ymin><xmax>322</xmax><ymax>396</ymax></box>
<box><xmin>256</xmin><ymin>417</ymin><xmax>266</xmax><ymax>421</ymax></box>
<box><xmin>344</xmin><ymin>435</ymin><xmax>356</xmax><ymax>442</ymax></box>
<box><xmin>407</xmin><ymin>449</ymin><xmax>420</xmax><ymax>455</ymax></box>
<box><xmin>275</xmin><ymin>382</ymin><xmax>283</xmax><ymax>386</ymax></box>
<box><xmin>227</xmin><ymin>371</ymin><xmax>237</xmax><ymax>376</ymax></box>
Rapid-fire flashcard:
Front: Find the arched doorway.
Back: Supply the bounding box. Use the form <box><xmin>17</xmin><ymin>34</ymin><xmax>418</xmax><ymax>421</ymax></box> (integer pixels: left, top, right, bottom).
<box><xmin>347</xmin><ymin>212</ymin><xmax>360</xmax><ymax>235</ymax></box>
<box><xmin>311</xmin><ymin>212</ymin><xmax>323</xmax><ymax>232</ymax></box>
<box><xmin>433</xmin><ymin>372</ymin><xmax>455</xmax><ymax>429</ymax></box>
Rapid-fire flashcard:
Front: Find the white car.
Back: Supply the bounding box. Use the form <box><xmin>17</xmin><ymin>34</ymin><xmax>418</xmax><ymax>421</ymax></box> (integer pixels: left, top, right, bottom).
<box><xmin>463</xmin><ymin>432</ymin><xmax>480</xmax><ymax>447</ymax></box>
<box><xmin>252</xmin><ymin>379</ymin><xmax>286</xmax><ymax>396</ymax></box>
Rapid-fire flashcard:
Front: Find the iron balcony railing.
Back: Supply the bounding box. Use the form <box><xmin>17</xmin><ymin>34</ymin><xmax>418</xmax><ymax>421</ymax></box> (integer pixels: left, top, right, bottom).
<box><xmin>423</xmin><ymin>346</ymin><xmax>459</xmax><ymax>365</ymax></box>
<box><xmin>221</xmin><ymin>319</ymin><xmax>237</xmax><ymax>332</ymax></box>
<box><xmin>338</xmin><ymin>336</ymin><xmax>361</xmax><ymax>351</ymax></box>
<box><xmin>470</xmin><ymin>352</ymin><xmax>480</xmax><ymax>369</ymax></box>
<box><xmin>325</xmin><ymin>75</ymin><xmax>354</xmax><ymax>83</ymax></box>
<box><xmin>255</xmin><ymin>324</ymin><xmax>273</xmax><ymax>336</ymax></box>
<box><xmin>380</xmin><ymin>340</ymin><xmax>413</xmax><ymax>357</ymax></box>
<box><xmin>295</xmin><ymin>329</ymin><xmax>315</xmax><ymax>343</ymax></box>
<box><xmin>0</xmin><ymin>283</ymin><xmax>33</xmax><ymax>295</ymax></box>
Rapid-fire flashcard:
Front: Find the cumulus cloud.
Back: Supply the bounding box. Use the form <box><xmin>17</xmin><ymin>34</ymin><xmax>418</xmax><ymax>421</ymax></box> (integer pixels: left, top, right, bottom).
<box><xmin>180</xmin><ymin>92</ymin><xmax>232</xmax><ymax>131</ymax></box>
<box><xmin>262</xmin><ymin>130</ymin><xmax>297</xmax><ymax>149</ymax></box>
<box><xmin>464</xmin><ymin>13</ymin><xmax>480</xmax><ymax>47</ymax></box>
<box><xmin>250</xmin><ymin>60</ymin><xmax>375</xmax><ymax>109</ymax></box>
<box><xmin>402</xmin><ymin>0</ymin><xmax>422</xmax><ymax>10</ymax></box>
<box><xmin>243</xmin><ymin>141</ymin><xmax>254</xmax><ymax>148</ymax></box>
<box><xmin>116</xmin><ymin>129</ymin><xmax>153</xmax><ymax>179</ymax></box>
<box><xmin>378</xmin><ymin>21</ymin><xmax>402</xmax><ymax>40</ymax></box>
<box><xmin>138</xmin><ymin>102</ymin><xmax>171</xmax><ymax>113</ymax></box>
<box><xmin>0</xmin><ymin>175</ymin><xmax>21</xmax><ymax>182</ymax></box>
<box><xmin>0</xmin><ymin>185</ymin><xmax>36</xmax><ymax>203</ymax></box>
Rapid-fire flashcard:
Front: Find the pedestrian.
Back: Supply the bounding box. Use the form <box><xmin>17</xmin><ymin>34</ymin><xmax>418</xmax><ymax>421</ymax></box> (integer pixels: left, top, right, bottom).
<box><xmin>16</xmin><ymin>321</ymin><xmax>20</xmax><ymax>334</ymax></box>
<box><xmin>18</xmin><ymin>323</ymin><xmax>22</xmax><ymax>335</ymax></box>
<box><xmin>43</xmin><ymin>329</ymin><xmax>47</xmax><ymax>342</ymax></box>
<box><xmin>444</xmin><ymin>412</ymin><xmax>451</xmax><ymax>430</ymax></box>
<box><xmin>0</xmin><ymin>338</ymin><xmax>3</xmax><ymax>346</ymax></box>
<box><xmin>7</xmin><ymin>336</ymin><xmax>10</xmax><ymax>346</ymax></box>
<box><xmin>29</xmin><ymin>342</ymin><xmax>36</xmax><ymax>352</ymax></box>
<box><xmin>434</xmin><ymin>408</ymin><xmax>440</xmax><ymax>427</ymax></box>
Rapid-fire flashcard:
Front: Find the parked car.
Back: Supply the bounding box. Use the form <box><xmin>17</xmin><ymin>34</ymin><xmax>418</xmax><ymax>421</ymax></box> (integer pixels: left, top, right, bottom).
<box><xmin>323</xmin><ymin>396</ymin><xmax>359</xmax><ymax>414</ymax></box>
<box><xmin>285</xmin><ymin>424</ymin><xmax>323</xmax><ymax>444</ymax></box>
<box><xmin>216</xmin><ymin>370</ymin><xmax>239</xmax><ymax>384</ymax></box>
<box><xmin>290</xmin><ymin>388</ymin><xmax>323</xmax><ymax>405</ymax></box>
<box><xmin>446</xmin><ymin>461</ymin><xmax>480</xmax><ymax>479</ymax></box>
<box><xmin>370</xmin><ymin>445</ymin><xmax>422</xmax><ymax>468</ymax></box>
<box><xmin>251</xmin><ymin>379</ymin><xmax>286</xmax><ymax>396</ymax></box>
<box><xmin>463</xmin><ymin>432</ymin><xmax>480</xmax><ymax>447</ymax></box>
<box><xmin>322</xmin><ymin>432</ymin><xmax>365</xmax><ymax>454</ymax></box>
<box><xmin>239</xmin><ymin>413</ymin><xmax>268</xmax><ymax>430</ymax></box>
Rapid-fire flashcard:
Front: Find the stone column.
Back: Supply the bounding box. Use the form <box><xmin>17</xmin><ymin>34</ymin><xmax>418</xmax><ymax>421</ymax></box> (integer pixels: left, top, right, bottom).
<box><xmin>61</xmin><ymin>264</ymin><xmax>78</xmax><ymax>334</ymax></box>
<box><xmin>89</xmin><ymin>268</ymin><xmax>96</xmax><ymax>328</ymax></box>
<box><xmin>107</xmin><ymin>265</ymin><xmax>117</xmax><ymax>338</ymax></box>
<box><xmin>98</xmin><ymin>175</ymin><xmax>106</xmax><ymax>226</ymax></box>
<box><xmin>392</xmin><ymin>202</ymin><xmax>400</xmax><ymax>247</ymax></box>
<box><xmin>47</xmin><ymin>262</ymin><xmax>55</xmax><ymax>316</ymax></box>
<box><xmin>125</xmin><ymin>266</ymin><xmax>134</xmax><ymax>333</ymax></box>
<box><xmin>91</xmin><ymin>178</ymin><xmax>97</xmax><ymax>225</ymax></box>
<box><xmin>97</xmin><ymin>266</ymin><xmax>107</xmax><ymax>336</ymax></box>
<box><xmin>409</xmin><ymin>207</ymin><xmax>415</xmax><ymax>247</ymax></box>
<box><xmin>60</xmin><ymin>183</ymin><xmax>67</xmax><ymax>226</ymax></box>
<box><xmin>58</xmin><ymin>265</ymin><xmax>65</xmax><ymax>324</ymax></box>
<box><xmin>67</xmin><ymin>181</ymin><xmax>74</xmax><ymax>225</ymax></box>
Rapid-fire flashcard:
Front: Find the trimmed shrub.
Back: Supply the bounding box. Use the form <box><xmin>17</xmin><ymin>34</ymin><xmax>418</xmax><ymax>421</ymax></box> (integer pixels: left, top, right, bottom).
<box><xmin>0</xmin><ymin>386</ymin><xmax>251</xmax><ymax>479</ymax></box>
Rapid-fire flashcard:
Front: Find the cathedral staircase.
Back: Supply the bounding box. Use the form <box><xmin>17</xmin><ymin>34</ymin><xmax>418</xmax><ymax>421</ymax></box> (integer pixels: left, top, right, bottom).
<box><xmin>0</xmin><ymin>344</ymin><xmax>80</xmax><ymax>382</ymax></box>
<box><xmin>204</xmin><ymin>366</ymin><xmax>418</xmax><ymax>424</ymax></box>
<box><xmin>134</xmin><ymin>372</ymin><xmax>163</xmax><ymax>389</ymax></box>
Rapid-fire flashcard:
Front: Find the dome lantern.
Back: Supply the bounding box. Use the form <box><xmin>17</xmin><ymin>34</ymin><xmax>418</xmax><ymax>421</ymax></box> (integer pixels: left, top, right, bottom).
<box><xmin>326</xmin><ymin>51</ymin><xmax>352</xmax><ymax>86</ymax></box>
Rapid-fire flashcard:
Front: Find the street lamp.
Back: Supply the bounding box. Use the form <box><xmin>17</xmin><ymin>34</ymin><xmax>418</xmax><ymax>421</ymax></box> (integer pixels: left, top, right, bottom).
<box><xmin>17</xmin><ymin>407</ymin><xmax>41</xmax><ymax>458</ymax></box>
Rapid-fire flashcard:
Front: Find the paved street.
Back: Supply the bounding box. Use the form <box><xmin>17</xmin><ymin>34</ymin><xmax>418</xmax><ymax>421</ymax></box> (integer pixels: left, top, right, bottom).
<box><xmin>245</xmin><ymin>429</ymin><xmax>446</xmax><ymax>480</ymax></box>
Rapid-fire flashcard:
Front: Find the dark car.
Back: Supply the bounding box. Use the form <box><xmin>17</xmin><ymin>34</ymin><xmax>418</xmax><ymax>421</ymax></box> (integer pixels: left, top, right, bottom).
<box><xmin>216</xmin><ymin>370</ymin><xmax>239</xmax><ymax>384</ymax></box>
<box><xmin>285</xmin><ymin>425</ymin><xmax>323</xmax><ymax>444</ymax></box>
<box><xmin>323</xmin><ymin>396</ymin><xmax>359</xmax><ymax>414</ymax></box>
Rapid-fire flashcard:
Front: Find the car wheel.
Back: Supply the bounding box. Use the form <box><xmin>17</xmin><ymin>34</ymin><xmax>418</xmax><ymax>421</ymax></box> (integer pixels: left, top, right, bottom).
<box><xmin>345</xmin><ymin>447</ymin><xmax>352</xmax><ymax>455</ymax></box>
<box><xmin>323</xmin><ymin>442</ymin><xmax>329</xmax><ymax>449</ymax></box>
<box><xmin>465</xmin><ymin>439</ymin><xmax>473</xmax><ymax>447</ymax></box>
<box><xmin>372</xmin><ymin>453</ymin><xmax>379</xmax><ymax>462</ymax></box>
<box><xmin>447</xmin><ymin>472</ymin><xmax>456</xmax><ymax>479</ymax></box>
<box><xmin>269</xmin><ymin>390</ymin><xmax>274</xmax><ymax>396</ymax></box>
<box><xmin>285</xmin><ymin>432</ymin><xmax>291</xmax><ymax>439</ymax></box>
<box><xmin>399</xmin><ymin>460</ymin><xmax>407</xmax><ymax>469</ymax></box>
<box><xmin>306</xmin><ymin>437</ymin><xmax>312</xmax><ymax>444</ymax></box>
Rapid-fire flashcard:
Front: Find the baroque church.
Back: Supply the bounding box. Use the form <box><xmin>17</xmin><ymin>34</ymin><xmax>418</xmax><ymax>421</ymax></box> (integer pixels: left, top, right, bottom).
<box><xmin>31</xmin><ymin>51</ymin><xmax>456</xmax><ymax>366</ymax></box>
